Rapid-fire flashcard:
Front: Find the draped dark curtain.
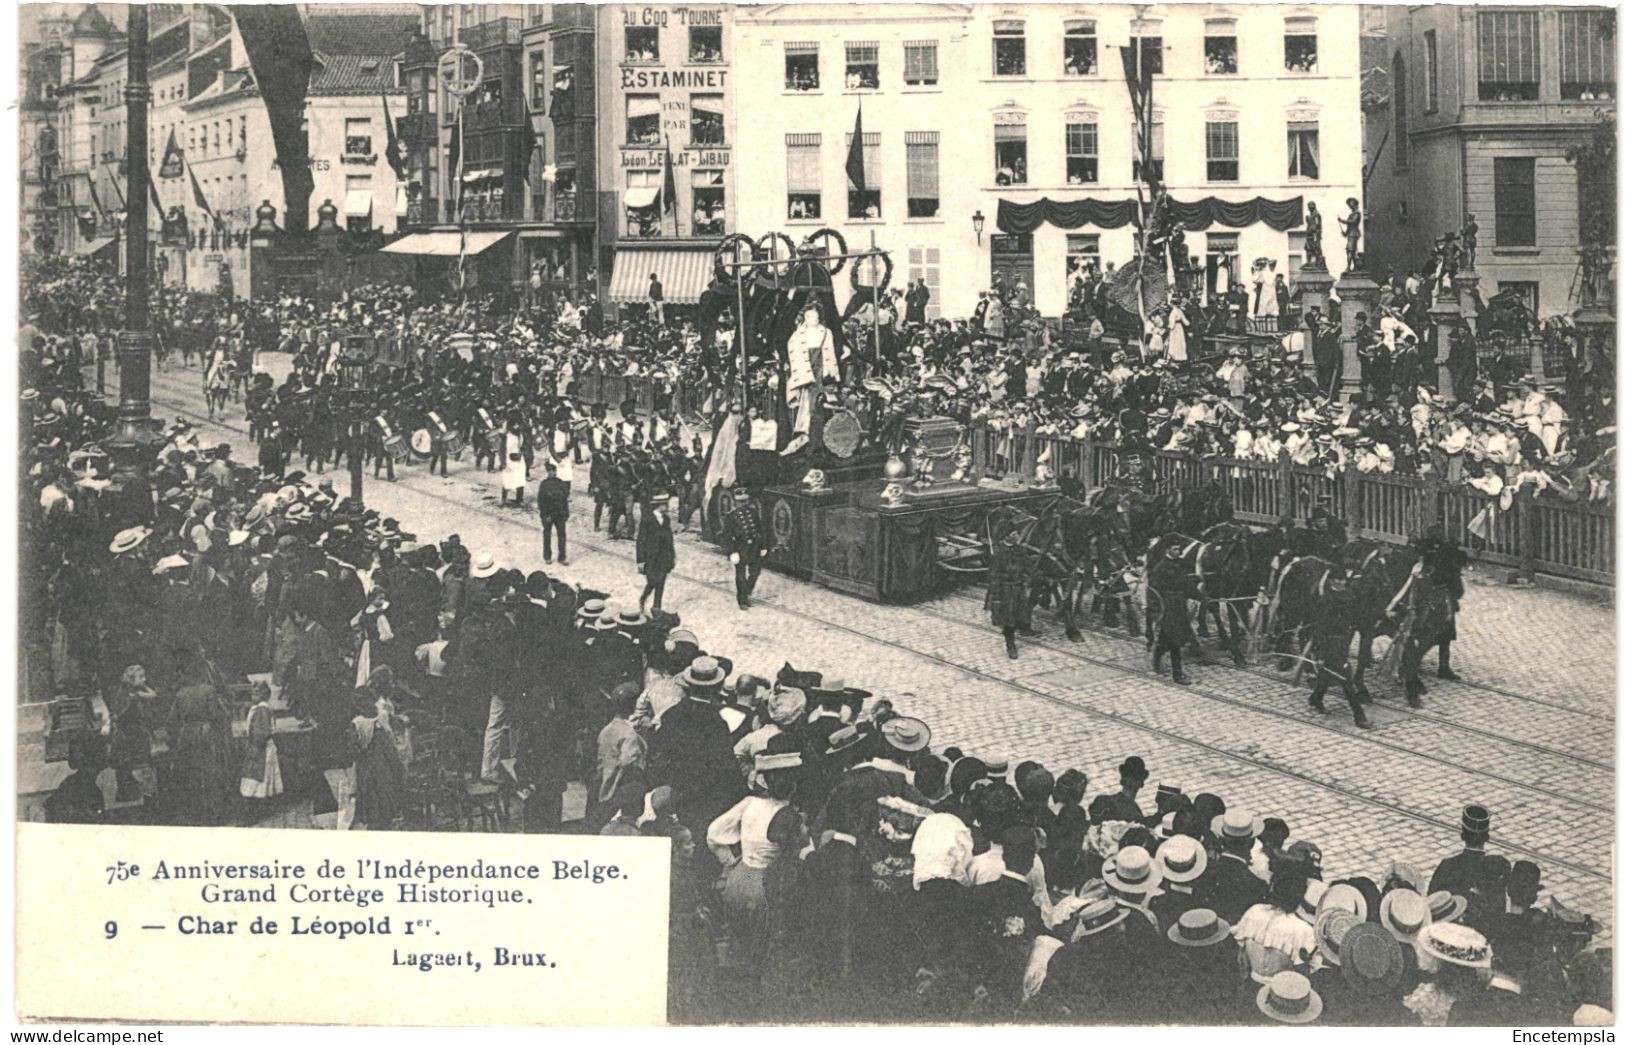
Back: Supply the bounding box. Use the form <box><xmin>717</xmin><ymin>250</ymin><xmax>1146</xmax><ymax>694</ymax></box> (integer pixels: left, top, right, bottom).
<box><xmin>996</xmin><ymin>196</ymin><xmax>1304</xmax><ymax>234</ymax></box>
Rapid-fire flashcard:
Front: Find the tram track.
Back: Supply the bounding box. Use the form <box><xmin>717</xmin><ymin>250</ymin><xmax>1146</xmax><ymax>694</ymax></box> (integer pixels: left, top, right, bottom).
<box><xmin>148</xmin><ymin>371</ymin><xmax>1612</xmax><ymax>888</ymax></box>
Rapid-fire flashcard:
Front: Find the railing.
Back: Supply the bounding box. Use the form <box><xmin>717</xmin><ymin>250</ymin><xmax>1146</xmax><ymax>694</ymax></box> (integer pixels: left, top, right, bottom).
<box><xmin>969</xmin><ymin>422</ymin><xmax>1614</xmax><ymax>584</ymax></box>
<box><xmin>461</xmin><ymin>17</ymin><xmax>522</xmax><ymax>50</ymax></box>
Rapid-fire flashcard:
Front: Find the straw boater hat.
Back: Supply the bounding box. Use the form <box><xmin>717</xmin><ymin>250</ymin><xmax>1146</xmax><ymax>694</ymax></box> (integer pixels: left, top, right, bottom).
<box><xmin>470</xmin><ymin>553</ymin><xmax>499</xmax><ymax>579</ymax></box>
<box><xmin>1315</xmin><ymin>907</ymin><xmax>1361</xmax><ymax>968</ymax></box>
<box><xmin>1426</xmin><ymin>890</ymin><xmax>1467</xmax><ymax>925</ymax></box>
<box><xmin>1166</xmin><ymin>908</ymin><xmax>1231</xmax><ymax>948</ymax></box>
<box><xmin>880</xmin><ymin>716</ymin><xmax>932</xmax><ymax>754</ymax></box>
<box><xmin>679</xmin><ymin>655</ymin><xmax>727</xmax><ymax>689</ymax></box>
<box><xmin>824</xmin><ymin>724</ymin><xmax>865</xmax><ymax>756</ymax></box>
<box><xmin>1212</xmin><ymin>808</ymin><xmax>1264</xmax><ymax>842</ymax></box>
<box><xmin>1155</xmin><ymin>835</ymin><xmax>1208</xmax><ymax>884</ymax></box>
<box><xmin>1257</xmin><ymin>972</ymin><xmax>1323</xmax><ymax>1024</ymax></box>
<box><xmin>1320</xmin><ymin>881</ymin><xmax>1369</xmax><ymax>922</ymax></box>
<box><xmin>1072</xmin><ymin>898</ymin><xmax>1130</xmax><ymax>939</ymax></box>
<box><xmin>1341</xmin><ymin>923</ymin><xmax>1407</xmax><ymax>994</ymax></box>
<box><xmin>614</xmin><ymin>606</ymin><xmax>649</xmax><ymax>630</ymax></box>
<box><xmin>575</xmin><ymin>598</ymin><xmax>609</xmax><ymax>623</ymax></box>
<box><xmin>1379</xmin><ymin>888</ymin><xmax>1429</xmax><ymax>943</ymax></box>
<box><xmin>1417</xmin><ymin>922</ymin><xmax>1492</xmax><ymax>969</ymax></box>
<box><xmin>1104</xmin><ymin>845</ymin><xmax>1163</xmax><ymax>898</ymax></box>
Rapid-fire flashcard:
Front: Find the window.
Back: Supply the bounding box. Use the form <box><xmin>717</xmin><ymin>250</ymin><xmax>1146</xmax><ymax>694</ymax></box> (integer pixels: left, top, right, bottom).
<box><xmin>1285</xmin><ymin>17</ymin><xmax>1318</xmax><ymax>73</ymax></box>
<box><xmin>345</xmin><ymin>173</ymin><xmax>373</xmax><ymax>233</ymax></box>
<box><xmin>213</xmin><ymin>122</ymin><xmax>221</xmax><ymax>154</ymax></box>
<box><xmin>785</xmin><ymin>42</ymin><xmax>819</xmax><ymax>91</ymax></box>
<box><xmin>625</xmin><ymin>94</ymin><xmax>660</xmax><ymax>145</ymax></box>
<box><xmin>691</xmin><ymin>169</ymin><xmax>725</xmax><ymax>235</ymax></box>
<box><xmin>905</xmin><ymin>131</ymin><xmax>939</xmax><ymax>217</ymax></box>
<box><xmin>1288</xmin><ymin>231</ymin><xmax>1307</xmax><ymax>283</ymax></box>
<box><xmin>226</xmin><ymin>118</ymin><xmax>234</xmax><ymax>148</ymax></box>
<box><xmin>1287</xmin><ymin>121</ymin><xmax>1319</xmax><ymax>180</ymax></box>
<box><xmin>625</xmin><ymin>25</ymin><xmax>659</xmax><ymax>64</ymax></box>
<box><xmin>994</xmin><ymin>121</ymin><xmax>1027</xmax><ymax>185</ymax></box>
<box><xmin>845</xmin><ymin>131</ymin><xmax>880</xmax><ymax>218</ymax></box>
<box><xmin>625</xmin><ymin>169</ymin><xmax>661</xmax><ymax>237</ymax></box>
<box><xmin>1423</xmin><ymin>31</ymin><xmax>1439</xmax><ymax>112</ymax></box>
<box><xmin>1127</xmin><ymin>35</ymin><xmax>1163</xmax><ymax>76</ymax></box>
<box><xmin>1064</xmin><ymin>20</ymin><xmax>1098</xmax><ymax>76</ymax></box>
<box><xmin>689</xmin><ymin>24</ymin><xmax>723</xmax><ymax>64</ymax></box>
<box><xmin>1132</xmin><ymin>119</ymin><xmax>1164</xmax><ymax>182</ymax></box>
<box><xmin>1205</xmin><ymin>121</ymin><xmax>1238</xmax><ymax>181</ymax></box>
<box><xmin>845</xmin><ymin>41</ymin><xmax>880</xmax><ymax>90</ymax></box>
<box><xmin>1205</xmin><ymin>232</ymin><xmax>1240</xmax><ymax>301</ymax></box>
<box><xmin>1065</xmin><ymin>234</ymin><xmax>1100</xmax><ymax>285</ymax></box>
<box><xmin>691</xmin><ymin>94</ymin><xmax>724</xmax><ymax>146</ymax></box>
<box><xmin>907</xmin><ymin>246</ymin><xmax>942</xmax><ymax>319</ymax></box>
<box><xmin>1393</xmin><ymin>52</ymin><xmax>1409</xmax><ymax>169</ymax></box>
<box><xmin>1493</xmin><ymin>156</ymin><xmax>1536</xmax><ymax>246</ymax></box>
<box><xmin>1205</xmin><ymin>20</ymin><xmax>1238</xmax><ymax>75</ymax></box>
<box><xmin>1560</xmin><ymin>11</ymin><xmax>1615</xmax><ymax>100</ymax></box>
<box><xmin>1478</xmin><ymin>11</ymin><xmax>1540</xmax><ymax>101</ymax></box>
<box><xmin>1065</xmin><ymin>121</ymin><xmax>1098</xmax><ymax>183</ymax></box>
<box><xmin>786</xmin><ymin>133</ymin><xmax>821</xmax><ymax>219</ymax></box>
<box><xmin>904</xmin><ymin>40</ymin><xmax>938</xmax><ymax>86</ymax></box>
<box><xmin>531</xmin><ymin>52</ymin><xmax>547</xmax><ymax>109</ymax></box>
<box><xmin>239</xmin><ymin>115</ymin><xmax>247</xmax><ymax>148</ymax></box>
<box><xmin>993</xmin><ymin>20</ymin><xmax>1026</xmax><ymax>77</ymax></box>
<box><xmin>345</xmin><ymin>116</ymin><xmax>373</xmax><ymax>157</ymax></box>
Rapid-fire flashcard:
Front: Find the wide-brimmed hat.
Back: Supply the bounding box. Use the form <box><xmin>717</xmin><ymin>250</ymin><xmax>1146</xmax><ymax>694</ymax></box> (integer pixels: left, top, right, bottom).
<box><xmin>1103</xmin><ymin>845</ymin><xmax>1163</xmax><ymax>896</ymax></box>
<box><xmin>228</xmin><ymin>529</ymin><xmax>250</xmax><ymax>547</ymax></box>
<box><xmin>470</xmin><ymin>553</ymin><xmax>499</xmax><ymax>578</ymax></box>
<box><xmin>1257</xmin><ymin>972</ymin><xmax>1323</xmax><ymax>1024</ymax></box>
<box><xmin>767</xmin><ymin>687</ymin><xmax>807</xmax><ymax>726</ymax></box>
<box><xmin>1072</xmin><ymin>898</ymin><xmax>1130</xmax><ymax>938</ymax></box>
<box><xmin>1342</xmin><ymin>923</ymin><xmax>1407</xmax><ymax>993</ymax></box>
<box><xmin>1166</xmin><ymin>908</ymin><xmax>1231</xmax><ymax>948</ymax></box>
<box><xmin>576</xmin><ymin>598</ymin><xmax>609</xmax><ymax>622</ymax></box>
<box><xmin>109</xmin><ymin>526</ymin><xmax>152</xmax><ymax>555</ymax></box>
<box><xmin>1417</xmin><ymin>921</ymin><xmax>1492</xmax><ymax>969</ymax></box>
<box><xmin>1426</xmin><ymin>890</ymin><xmax>1467</xmax><ymax>924</ymax></box>
<box><xmin>1212</xmin><ymin>808</ymin><xmax>1263</xmax><ymax>841</ymax></box>
<box><xmin>880</xmin><ymin>716</ymin><xmax>931</xmax><ymax>753</ymax></box>
<box><xmin>285</xmin><ymin>502</ymin><xmax>313</xmax><ymax>523</ymax></box>
<box><xmin>754</xmin><ymin>751</ymin><xmax>803</xmax><ymax>774</ymax></box>
<box><xmin>1321</xmin><ymin>881</ymin><xmax>1369</xmax><ymax>922</ymax></box>
<box><xmin>152</xmin><ymin>553</ymin><xmax>189</xmax><ymax>575</ymax></box>
<box><xmin>1155</xmin><ymin>835</ymin><xmax>1208</xmax><ymax>884</ymax></box>
<box><xmin>824</xmin><ymin>724</ymin><xmax>865</xmax><ymax>756</ymax></box>
<box><xmin>1315</xmin><ymin>908</ymin><xmax>1361</xmax><ymax>967</ymax></box>
<box><xmin>679</xmin><ymin>655</ymin><xmax>727</xmax><ymax>689</ymax></box>
<box><xmin>614</xmin><ymin>607</ymin><xmax>649</xmax><ymax>629</ymax></box>
<box><xmin>1379</xmin><ymin>888</ymin><xmax>1429</xmax><ymax>943</ymax></box>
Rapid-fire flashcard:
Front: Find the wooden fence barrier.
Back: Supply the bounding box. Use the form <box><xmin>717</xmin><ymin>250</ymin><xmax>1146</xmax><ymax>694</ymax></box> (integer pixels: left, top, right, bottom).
<box><xmin>967</xmin><ymin>422</ymin><xmax>1613</xmax><ymax>585</ymax></box>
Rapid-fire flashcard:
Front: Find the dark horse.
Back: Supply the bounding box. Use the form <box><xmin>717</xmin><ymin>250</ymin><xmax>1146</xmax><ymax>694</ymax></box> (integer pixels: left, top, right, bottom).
<box><xmin>1024</xmin><ymin>498</ymin><xmax>1140</xmax><ymax>641</ymax></box>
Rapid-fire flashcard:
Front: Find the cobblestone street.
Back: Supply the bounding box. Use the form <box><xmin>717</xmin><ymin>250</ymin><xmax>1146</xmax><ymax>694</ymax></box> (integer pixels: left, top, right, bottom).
<box><xmin>147</xmin><ymin>359</ymin><xmax>1616</xmax><ymax>938</ymax></box>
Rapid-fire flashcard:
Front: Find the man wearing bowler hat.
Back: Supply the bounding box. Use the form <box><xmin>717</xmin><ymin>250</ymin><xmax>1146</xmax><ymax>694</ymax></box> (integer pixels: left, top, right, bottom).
<box><xmin>1087</xmin><ymin>755</ymin><xmax>1150</xmax><ymax>825</ymax></box>
<box><xmin>1429</xmin><ymin>803</ymin><xmax>1493</xmax><ymax>898</ymax></box>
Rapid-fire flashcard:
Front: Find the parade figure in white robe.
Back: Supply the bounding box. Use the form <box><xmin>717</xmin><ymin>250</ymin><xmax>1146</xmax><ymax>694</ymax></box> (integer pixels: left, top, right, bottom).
<box><xmin>782</xmin><ymin>304</ymin><xmax>839</xmax><ymax>456</ymax></box>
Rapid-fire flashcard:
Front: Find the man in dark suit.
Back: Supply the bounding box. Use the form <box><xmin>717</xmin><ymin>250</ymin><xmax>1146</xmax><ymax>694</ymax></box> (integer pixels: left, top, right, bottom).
<box><xmin>649</xmin><ymin>656</ymin><xmax>745</xmax><ymax>834</ymax></box>
<box><xmin>723</xmin><ymin>484</ymin><xmax>768</xmax><ymax>609</ymax></box>
<box><xmin>1087</xmin><ymin>755</ymin><xmax>1151</xmax><ymax>825</ymax></box>
<box><xmin>648</xmin><ymin>272</ymin><xmax>665</xmax><ymax>326</ymax></box>
<box><xmin>1429</xmin><ymin>803</ymin><xmax>1493</xmax><ymax>897</ymax></box>
<box><xmin>1204</xmin><ymin>809</ymin><xmax>1267</xmax><ymax>923</ymax></box>
<box><xmin>536</xmin><ymin>461</ymin><xmax>570</xmax><ymax>565</ymax></box>
<box><xmin>905</xmin><ymin>279</ymin><xmax>930</xmax><ymax>325</ymax></box>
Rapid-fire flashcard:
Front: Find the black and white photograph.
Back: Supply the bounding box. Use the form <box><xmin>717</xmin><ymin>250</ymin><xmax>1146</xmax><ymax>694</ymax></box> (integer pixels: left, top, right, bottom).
<box><xmin>11</xmin><ymin>0</ymin><xmax>1619</xmax><ymax>1029</ymax></box>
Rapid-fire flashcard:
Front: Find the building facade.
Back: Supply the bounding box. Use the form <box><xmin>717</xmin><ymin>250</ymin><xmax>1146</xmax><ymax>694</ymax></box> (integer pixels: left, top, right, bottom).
<box><xmin>1363</xmin><ymin>5</ymin><xmax>1615</xmax><ymax>317</ymax></box>
<box><xmin>734</xmin><ymin>3</ymin><xmax>1363</xmax><ymax>320</ymax></box>
<box><xmin>595</xmin><ymin>2</ymin><xmax>736</xmax><ymax>313</ymax></box>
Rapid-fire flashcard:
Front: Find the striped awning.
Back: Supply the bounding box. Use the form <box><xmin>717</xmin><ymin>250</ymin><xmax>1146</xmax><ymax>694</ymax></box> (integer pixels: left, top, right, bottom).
<box><xmin>379</xmin><ymin>230</ymin><xmax>513</xmax><ymax>256</ymax></box>
<box><xmin>607</xmin><ymin>245</ymin><xmax>713</xmax><ymax>304</ymax></box>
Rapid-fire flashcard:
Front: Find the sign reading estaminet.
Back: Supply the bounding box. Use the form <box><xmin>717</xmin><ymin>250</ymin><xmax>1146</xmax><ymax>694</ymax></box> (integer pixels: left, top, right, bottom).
<box><xmin>16</xmin><ymin>824</ymin><xmax>670</xmax><ymax>1025</ymax></box>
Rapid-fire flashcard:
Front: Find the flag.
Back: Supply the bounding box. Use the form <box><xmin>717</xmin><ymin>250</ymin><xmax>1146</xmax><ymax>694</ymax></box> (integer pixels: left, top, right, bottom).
<box><xmin>662</xmin><ymin>137</ymin><xmax>677</xmax><ymax>215</ymax></box>
<box><xmin>232</xmin><ymin>7</ymin><xmax>315</xmax><ymax>232</ymax></box>
<box><xmin>145</xmin><ymin>160</ymin><xmax>163</xmax><ymax>218</ymax></box>
<box><xmin>448</xmin><ymin>106</ymin><xmax>463</xmax><ymax>213</ymax></box>
<box><xmin>158</xmin><ymin>128</ymin><xmax>185</xmax><ymax>179</ymax></box>
<box><xmin>103</xmin><ymin>164</ymin><xmax>126</xmax><ymax>209</ymax></box>
<box><xmin>382</xmin><ymin>91</ymin><xmax>406</xmax><ymax>180</ymax></box>
<box><xmin>188</xmin><ymin>161</ymin><xmax>218</xmax><ymax>226</ymax></box>
<box><xmin>85</xmin><ymin>171</ymin><xmax>103</xmax><ymax>217</ymax></box>
<box><xmin>517</xmin><ymin>98</ymin><xmax>539</xmax><ymax>183</ymax></box>
<box><xmin>845</xmin><ymin>102</ymin><xmax>867</xmax><ymax>195</ymax></box>
<box><xmin>1120</xmin><ymin>44</ymin><xmax>1159</xmax><ymax>194</ymax></box>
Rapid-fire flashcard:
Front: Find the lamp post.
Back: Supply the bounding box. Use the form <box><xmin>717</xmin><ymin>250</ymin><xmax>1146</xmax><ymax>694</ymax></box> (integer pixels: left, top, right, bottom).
<box><xmin>972</xmin><ymin>210</ymin><xmax>986</xmax><ymax>246</ymax></box>
<box><xmin>112</xmin><ymin>4</ymin><xmax>156</xmax><ymax>459</ymax></box>
<box><xmin>338</xmin><ymin>334</ymin><xmax>377</xmax><ymax>507</ymax></box>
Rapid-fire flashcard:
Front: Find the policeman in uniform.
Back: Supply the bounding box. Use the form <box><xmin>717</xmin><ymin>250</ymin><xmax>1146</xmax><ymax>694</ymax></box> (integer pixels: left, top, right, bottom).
<box><xmin>723</xmin><ymin>483</ymin><xmax>768</xmax><ymax>609</ymax></box>
<box><xmin>1147</xmin><ymin>538</ymin><xmax>1194</xmax><ymax>685</ymax></box>
<box><xmin>1429</xmin><ymin>804</ymin><xmax>1494</xmax><ymax>899</ymax></box>
<box><xmin>1413</xmin><ymin>526</ymin><xmax>1467</xmax><ymax>681</ymax></box>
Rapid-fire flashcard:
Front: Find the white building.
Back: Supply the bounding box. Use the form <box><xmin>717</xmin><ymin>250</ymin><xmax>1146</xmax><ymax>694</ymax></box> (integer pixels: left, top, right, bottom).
<box><xmin>734</xmin><ymin>3</ymin><xmax>1364</xmax><ymax>320</ymax></box>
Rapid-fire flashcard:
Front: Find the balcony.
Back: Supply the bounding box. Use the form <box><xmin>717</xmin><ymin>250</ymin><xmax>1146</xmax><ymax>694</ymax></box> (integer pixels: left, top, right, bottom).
<box><xmin>462</xmin><ymin>18</ymin><xmax>521</xmax><ymax>52</ymax></box>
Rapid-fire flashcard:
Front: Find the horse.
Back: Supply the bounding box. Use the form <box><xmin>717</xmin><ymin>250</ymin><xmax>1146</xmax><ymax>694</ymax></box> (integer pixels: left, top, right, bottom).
<box><xmin>1390</xmin><ymin>565</ymin><xmax>1460</xmax><ymax>706</ymax></box>
<box><xmin>1266</xmin><ymin>553</ymin><xmax>1342</xmax><ymax>674</ymax></box>
<box><xmin>1023</xmin><ymin>498</ymin><xmax>1126</xmax><ymax>641</ymax></box>
<box><xmin>1183</xmin><ymin>521</ymin><xmax>1287</xmax><ymax>666</ymax></box>
<box><xmin>1336</xmin><ymin>541</ymin><xmax>1419</xmax><ymax>704</ymax></box>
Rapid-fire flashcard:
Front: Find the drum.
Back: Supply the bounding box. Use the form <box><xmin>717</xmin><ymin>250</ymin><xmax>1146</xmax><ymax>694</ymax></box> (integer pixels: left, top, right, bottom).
<box><xmin>410</xmin><ymin>428</ymin><xmax>433</xmax><ymax>459</ymax></box>
<box><xmin>385</xmin><ymin>435</ymin><xmax>411</xmax><ymax>462</ymax></box>
<box><xmin>443</xmin><ymin>433</ymin><xmax>467</xmax><ymax>459</ymax></box>
<box><xmin>822</xmin><ymin>407</ymin><xmax>864</xmax><ymax>459</ymax></box>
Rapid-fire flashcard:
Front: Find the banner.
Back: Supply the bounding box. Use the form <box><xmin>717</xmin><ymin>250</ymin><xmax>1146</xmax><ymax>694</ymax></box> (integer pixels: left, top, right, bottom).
<box><xmin>158</xmin><ymin>128</ymin><xmax>185</xmax><ymax>179</ymax></box>
<box><xmin>233</xmin><ymin>7</ymin><xmax>316</xmax><ymax>233</ymax></box>
<box><xmin>996</xmin><ymin>196</ymin><xmax>1305</xmax><ymax>235</ymax></box>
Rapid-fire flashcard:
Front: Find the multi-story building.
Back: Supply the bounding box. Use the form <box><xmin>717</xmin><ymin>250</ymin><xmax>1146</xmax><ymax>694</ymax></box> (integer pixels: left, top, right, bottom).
<box><xmin>1363</xmin><ymin>5</ymin><xmax>1615</xmax><ymax>317</ymax></box>
<box><xmin>735</xmin><ymin>3</ymin><xmax>1364</xmax><ymax>320</ymax></box>
<box><xmin>46</xmin><ymin>4</ymin><xmax>126</xmax><ymax>261</ymax></box>
<box><xmin>20</xmin><ymin>12</ymin><xmax>73</xmax><ymax>256</ymax></box>
<box><xmin>595</xmin><ymin>2</ymin><xmax>736</xmax><ymax>315</ymax></box>
<box><xmin>395</xmin><ymin>4</ymin><xmax>591</xmax><ymax>298</ymax></box>
<box><xmin>733</xmin><ymin>4</ymin><xmax>973</xmax><ymax>319</ymax></box>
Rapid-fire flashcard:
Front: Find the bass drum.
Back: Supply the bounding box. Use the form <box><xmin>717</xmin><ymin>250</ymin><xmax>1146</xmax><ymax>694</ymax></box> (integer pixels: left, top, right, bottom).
<box><xmin>821</xmin><ymin>407</ymin><xmax>863</xmax><ymax>459</ymax></box>
<box><xmin>410</xmin><ymin>428</ymin><xmax>434</xmax><ymax>459</ymax></box>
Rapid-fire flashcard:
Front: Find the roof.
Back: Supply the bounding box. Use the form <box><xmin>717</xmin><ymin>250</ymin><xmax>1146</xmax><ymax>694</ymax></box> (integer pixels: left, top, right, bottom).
<box><xmin>1360</xmin><ymin>35</ymin><xmax>1390</xmax><ymax>111</ymax></box>
<box><xmin>72</xmin><ymin>4</ymin><xmax>115</xmax><ymax>38</ymax></box>
<box><xmin>305</xmin><ymin>14</ymin><xmax>419</xmax><ymax>58</ymax></box>
<box><xmin>310</xmin><ymin>53</ymin><xmax>405</xmax><ymax>95</ymax></box>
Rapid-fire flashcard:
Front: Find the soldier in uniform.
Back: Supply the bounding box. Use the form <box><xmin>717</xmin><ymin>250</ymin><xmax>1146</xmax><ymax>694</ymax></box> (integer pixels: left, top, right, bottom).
<box><xmin>986</xmin><ymin>529</ymin><xmax>1033</xmax><ymax>659</ymax></box>
<box><xmin>472</xmin><ymin>400</ymin><xmax>501</xmax><ymax>473</ymax></box>
<box><xmin>371</xmin><ymin>407</ymin><xmax>399</xmax><ymax>481</ymax></box>
<box><xmin>722</xmin><ymin>483</ymin><xmax>768</xmax><ymax>610</ymax></box>
<box><xmin>1147</xmin><ymin>538</ymin><xmax>1194</xmax><ymax>684</ymax></box>
<box><xmin>1429</xmin><ymin>804</ymin><xmax>1494</xmax><ymax>899</ymax></box>
<box><xmin>425</xmin><ymin>407</ymin><xmax>453</xmax><ymax>477</ymax></box>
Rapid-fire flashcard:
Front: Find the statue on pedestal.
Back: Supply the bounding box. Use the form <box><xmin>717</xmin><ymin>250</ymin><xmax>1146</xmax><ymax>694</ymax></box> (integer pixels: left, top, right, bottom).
<box><xmin>1337</xmin><ymin>197</ymin><xmax>1362</xmax><ymax>272</ymax></box>
<box><xmin>1461</xmin><ymin>213</ymin><xmax>1479</xmax><ymax>271</ymax></box>
<box><xmin>1304</xmin><ymin>201</ymin><xmax>1325</xmax><ymax>270</ymax></box>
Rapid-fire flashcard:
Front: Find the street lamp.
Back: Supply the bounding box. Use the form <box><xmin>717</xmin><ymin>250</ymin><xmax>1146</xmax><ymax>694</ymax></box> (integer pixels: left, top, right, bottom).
<box><xmin>338</xmin><ymin>334</ymin><xmax>377</xmax><ymax>507</ymax></box>
<box><xmin>972</xmin><ymin>210</ymin><xmax>986</xmax><ymax>246</ymax></box>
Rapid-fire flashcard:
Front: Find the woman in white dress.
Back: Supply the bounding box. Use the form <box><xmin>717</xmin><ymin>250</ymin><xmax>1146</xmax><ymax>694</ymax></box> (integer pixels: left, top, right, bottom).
<box><xmin>499</xmin><ymin>426</ymin><xmax>528</xmax><ymax>507</ymax></box>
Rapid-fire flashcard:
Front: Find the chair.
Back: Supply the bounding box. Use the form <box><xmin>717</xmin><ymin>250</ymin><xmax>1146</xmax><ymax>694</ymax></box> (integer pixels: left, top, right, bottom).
<box><xmin>400</xmin><ymin>728</ymin><xmax>443</xmax><ymax>829</ymax></box>
<box><xmin>435</xmin><ymin>726</ymin><xmax>507</xmax><ymax>832</ymax></box>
